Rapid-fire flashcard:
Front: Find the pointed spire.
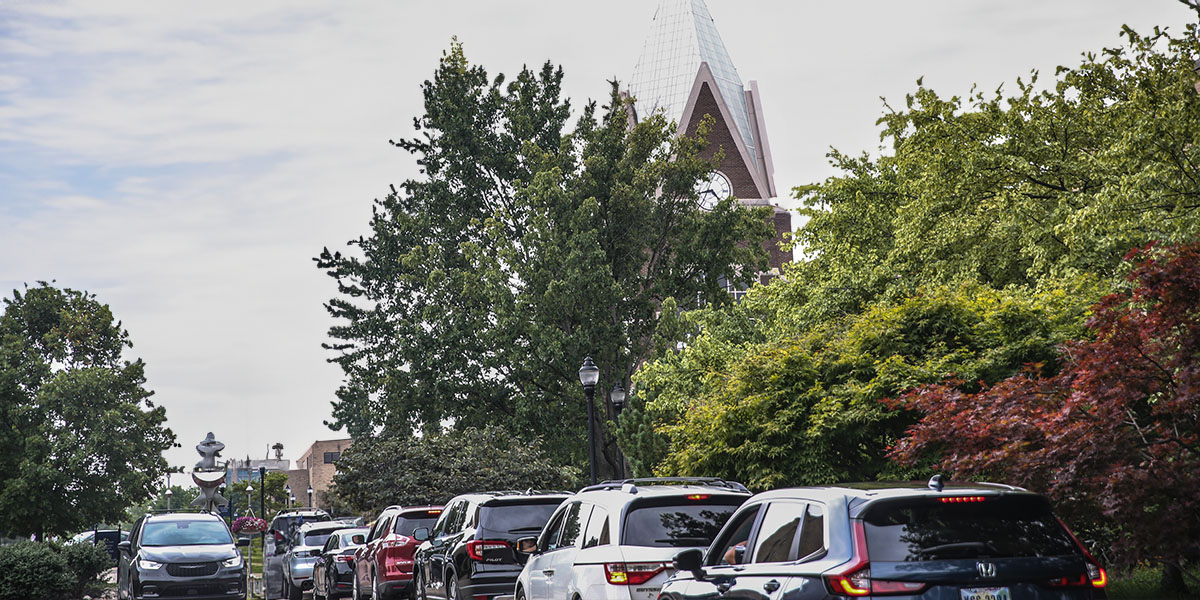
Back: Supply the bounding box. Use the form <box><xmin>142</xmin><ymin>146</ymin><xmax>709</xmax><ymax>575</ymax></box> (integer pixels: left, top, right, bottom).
<box><xmin>629</xmin><ymin>0</ymin><xmax>756</xmax><ymax>157</ymax></box>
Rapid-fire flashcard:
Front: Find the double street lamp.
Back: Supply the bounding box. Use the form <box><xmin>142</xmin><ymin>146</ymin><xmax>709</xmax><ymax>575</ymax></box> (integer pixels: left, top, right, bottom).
<box><xmin>578</xmin><ymin>356</ymin><xmax>629</xmax><ymax>485</ymax></box>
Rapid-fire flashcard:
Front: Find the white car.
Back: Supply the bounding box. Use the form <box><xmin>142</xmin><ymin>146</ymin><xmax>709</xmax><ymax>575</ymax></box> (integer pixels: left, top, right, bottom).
<box><xmin>512</xmin><ymin>478</ymin><xmax>750</xmax><ymax>600</ymax></box>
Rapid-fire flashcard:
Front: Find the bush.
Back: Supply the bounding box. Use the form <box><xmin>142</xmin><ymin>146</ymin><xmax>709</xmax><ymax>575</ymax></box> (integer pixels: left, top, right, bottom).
<box><xmin>0</xmin><ymin>542</ymin><xmax>72</xmax><ymax>600</ymax></box>
<box><xmin>56</xmin><ymin>541</ymin><xmax>114</xmax><ymax>596</ymax></box>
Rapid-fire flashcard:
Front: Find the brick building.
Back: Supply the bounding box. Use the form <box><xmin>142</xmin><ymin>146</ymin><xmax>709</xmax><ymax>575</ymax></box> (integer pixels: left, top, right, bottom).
<box><xmin>286</xmin><ymin>438</ymin><xmax>352</xmax><ymax>510</ymax></box>
<box><xmin>625</xmin><ymin>0</ymin><xmax>791</xmax><ymax>292</ymax></box>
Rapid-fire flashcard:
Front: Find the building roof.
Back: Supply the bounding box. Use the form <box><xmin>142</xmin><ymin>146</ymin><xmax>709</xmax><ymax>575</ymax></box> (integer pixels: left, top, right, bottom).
<box><xmin>629</xmin><ymin>0</ymin><xmax>756</xmax><ymax>158</ymax></box>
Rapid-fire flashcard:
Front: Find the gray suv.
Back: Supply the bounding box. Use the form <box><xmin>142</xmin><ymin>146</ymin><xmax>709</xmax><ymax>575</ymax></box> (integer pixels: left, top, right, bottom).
<box><xmin>117</xmin><ymin>511</ymin><xmax>249</xmax><ymax>600</ymax></box>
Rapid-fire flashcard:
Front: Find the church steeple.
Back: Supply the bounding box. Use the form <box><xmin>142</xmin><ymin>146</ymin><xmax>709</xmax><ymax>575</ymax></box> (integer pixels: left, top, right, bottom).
<box><xmin>628</xmin><ymin>0</ymin><xmax>776</xmax><ymax>200</ymax></box>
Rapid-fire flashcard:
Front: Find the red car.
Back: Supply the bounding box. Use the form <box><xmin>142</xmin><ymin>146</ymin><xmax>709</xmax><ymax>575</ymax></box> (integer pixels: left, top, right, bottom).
<box><xmin>351</xmin><ymin>505</ymin><xmax>443</xmax><ymax>600</ymax></box>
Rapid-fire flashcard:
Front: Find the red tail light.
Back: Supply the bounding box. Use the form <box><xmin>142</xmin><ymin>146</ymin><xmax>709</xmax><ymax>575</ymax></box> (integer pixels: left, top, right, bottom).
<box><xmin>686</xmin><ymin>494</ymin><xmax>710</xmax><ymax>500</ymax></box>
<box><xmin>939</xmin><ymin>496</ymin><xmax>987</xmax><ymax>503</ymax></box>
<box><xmin>824</xmin><ymin>521</ymin><xmax>928</xmax><ymax>596</ymax></box>
<box><xmin>604</xmin><ymin>562</ymin><xmax>666</xmax><ymax>585</ymax></box>
<box><xmin>1055</xmin><ymin>517</ymin><xmax>1107</xmax><ymax>589</ymax></box>
<box><xmin>335</xmin><ymin>555</ymin><xmax>354</xmax><ymax>563</ymax></box>
<box><xmin>382</xmin><ymin>536</ymin><xmax>411</xmax><ymax>548</ymax></box>
<box><xmin>466</xmin><ymin>540</ymin><xmax>510</xmax><ymax>561</ymax></box>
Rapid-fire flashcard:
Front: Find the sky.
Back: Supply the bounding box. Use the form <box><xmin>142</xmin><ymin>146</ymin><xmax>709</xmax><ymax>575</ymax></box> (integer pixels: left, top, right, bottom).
<box><xmin>1</xmin><ymin>1</ymin><xmax>1193</xmax><ymax>479</ymax></box>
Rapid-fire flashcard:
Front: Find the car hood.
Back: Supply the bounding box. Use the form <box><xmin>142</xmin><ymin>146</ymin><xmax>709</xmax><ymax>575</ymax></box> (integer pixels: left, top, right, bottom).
<box><xmin>139</xmin><ymin>544</ymin><xmax>238</xmax><ymax>563</ymax></box>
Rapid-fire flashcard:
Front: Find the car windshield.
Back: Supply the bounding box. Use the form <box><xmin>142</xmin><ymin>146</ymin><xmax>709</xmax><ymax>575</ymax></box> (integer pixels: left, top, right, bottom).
<box><xmin>861</xmin><ymin>495</ymin><xmax>1078</xmax><ymax>561</ymax></box>
<box><xmin>478</xmin><ymin>501</ymin><xmax>561</xmax><ymax>534</ymax></box>
<box><xmin>622</xmin><ymin>500</ymin><xmax>741</xmax><ymax>547</ymax></box>
<box><xmin>393</xmin><ymin>516</ymin><xmax>438</xmax><ymax>536</ymax></box>
<box><xmin>141</xmin><ymin>521</ymin><xmax>233</xmax><ymax>546</ymax></box>
<box><xmin>303</xmin><ymin>532</ymin><xmax>334</xmax><ymax>547</ymax></box>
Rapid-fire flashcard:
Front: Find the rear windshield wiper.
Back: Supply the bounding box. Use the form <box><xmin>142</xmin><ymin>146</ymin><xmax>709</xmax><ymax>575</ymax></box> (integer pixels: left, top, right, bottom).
<box><xmin>506</xmin><ymin>527</ymin><xmax>544</xmax><ymax>533</ymax></box>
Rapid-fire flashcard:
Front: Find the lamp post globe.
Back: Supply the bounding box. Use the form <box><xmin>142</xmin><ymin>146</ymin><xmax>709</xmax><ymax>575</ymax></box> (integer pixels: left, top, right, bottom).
<box><xmin>307</xmin><ymin>486</ymin><xmax>314</xmax><ymax>509</ymax></box>
<box><xmin>578</xmin><ymin>356</ymin><xmax>601</xmax><ymax>485</ymax></box>
<box><xmin>610</xmin><ymin>382</ymin><xmax>626</xmax><ymax>414</ymax></box>
<box><xmin>165</xmin><ymin>488</ymin><xmax>173</xmax><ymax>511</ymax></box>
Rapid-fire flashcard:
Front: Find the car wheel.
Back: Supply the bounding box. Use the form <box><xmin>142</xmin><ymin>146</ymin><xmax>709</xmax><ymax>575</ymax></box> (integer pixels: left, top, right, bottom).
<box><xmin>446</xmin><ymin>571</ymin><xmax>459</xmax><ymax>600</ymax></box>
<box><xmin>515</xmin><ymin>586</ymin><xmax>527</xmax><ymax>600</ymax></box>
<box><xmin>413</xmin><ymin>569</ymin><xmax>426</xmax><ymax>600</ymax></box>
<box><xmin>288</xmin><ymin>577</ymin><xmax>304</xmax><ymax>600</ymax></box>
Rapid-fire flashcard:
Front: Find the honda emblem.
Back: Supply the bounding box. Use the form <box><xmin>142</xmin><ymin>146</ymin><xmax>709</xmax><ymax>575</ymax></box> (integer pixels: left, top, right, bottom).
<box><xmin>977</xmin><ymin>562</ymin><xmax>997</xmax><ymax>578</ymax></box>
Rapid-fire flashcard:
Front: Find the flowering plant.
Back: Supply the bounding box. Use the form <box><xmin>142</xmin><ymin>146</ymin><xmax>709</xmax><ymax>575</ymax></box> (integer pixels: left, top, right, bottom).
<box><xmin>232</xmin><ymin>516</ymin><xmax>268</xmax><ymax>534</ymax></box>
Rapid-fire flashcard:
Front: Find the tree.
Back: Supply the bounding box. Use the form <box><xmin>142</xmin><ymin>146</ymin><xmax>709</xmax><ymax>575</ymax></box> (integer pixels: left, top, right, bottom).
<box><xmin>636</xmin><ymin>279</ymin><xmax>1102</xmax><ymax>490</ymax></box>
<box><xmin>785</xmin><ymin>25</ymin><xmax>1200</xmax><ymax>329</ymax></box>
<box><xmin>327</xmin><ymin>426</ymin><xmax>578</xmax><ymax>515</ymax></box>
<box><xmin>888</xmin><ymin>239</ymin><xmax>1200</xmax><ymax>590</ymax></box>
<box><xmin>0</xmin><ymin>283</ymin><xmax>176</xmax><ymax>539</ymax></box>
<box><xmin>227</xmin><ymin>471</ymin><xmax>290</xmax><ymax>520</ymax></box>
<box><xmin>316</xmin><ymin>42</ymin><xmax>771</xmax><ymax>475</ymax></box>
<box><xmin>123</xmin><ymin>484</ymin><xmax>201</xmax><ymax>526</ymax></box>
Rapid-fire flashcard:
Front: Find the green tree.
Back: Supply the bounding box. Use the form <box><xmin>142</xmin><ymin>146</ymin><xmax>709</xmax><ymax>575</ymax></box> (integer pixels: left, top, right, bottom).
<box><xmin>785</xmin><ymin>25</ymin><xmax>1200</xmax><ymax>330</ymax></box>
<box><xmin>316</xmin><ymin>42</ymin><xmax>771</xmax><ymax>475</ymax></box>
<box><xmin>123</xmin><ymin>483</ymin><xmax>201</xmax><ymax>526</ymax></box>
<box><xmin>328</xmin><ymin>426</ymin><xmax>578</xmax><ymax>515</ymax></box>
<box><xmin>638</xmin><ymin>280</ymin><xmax>1103</xmax><ymax>490</ymax></box>
<box><xmin>0</xmin><ymin>283</ymin><xmax>175</xmax><ymax>539</ymax></box>
<box><xmin>227</xmin><ymin>471</ymin><xmax>290</xmax><ymax>520</ymax></box>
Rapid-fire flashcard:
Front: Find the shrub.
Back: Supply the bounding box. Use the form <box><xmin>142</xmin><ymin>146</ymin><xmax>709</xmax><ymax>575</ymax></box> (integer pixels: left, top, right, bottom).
<box><xmin>56</xmin><ymin>541</ymin><xmax>114</xmax><ymax>596</ymax></box>
<box><xmin>0</xmin><ymin>542</ymin><xmax>72</xmax><ymax>600</ymax></box>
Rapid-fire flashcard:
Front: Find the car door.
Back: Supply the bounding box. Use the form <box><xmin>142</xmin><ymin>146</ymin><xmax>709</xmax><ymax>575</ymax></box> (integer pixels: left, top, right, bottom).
<box><xmin>316</xmin><ymin>533</ymin><xmax>338</xmax><ymax>595</ymax></box>
<box><xmin>545</xmin><ymin>502</ymin><xmax>590</xmax><ymax>600</ymax></box>
<box><xmin>525</xmin><ymin>504</ymin><xmax>569</xmax><ymax>599</ymax></box>
<box><xmin>358</xmin><ymin>514</ymin><xmax>390</xmax><ymax>593</ymax></box>
<box><xmin>117</xmin><ymin>517</ymin><xmax>144</xmax><ymax>599</ymax></box>
<box><xmin>428</xmin><ymin>500</ymin><xmax>467</xmax><ymax>599</ymax></box>
<box><xmin>665</xmin><ymin>503</ymin><xmax>763</xmax><ymax>600</ymax></box>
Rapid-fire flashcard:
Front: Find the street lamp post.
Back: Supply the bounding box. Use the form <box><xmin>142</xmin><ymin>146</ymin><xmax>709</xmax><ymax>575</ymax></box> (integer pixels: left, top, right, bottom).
<box><xmin>165</xmin><ymin>488</ymin><xmax>173</xmax><ymax>511</ymax></box>
<box><xmin>610</xmin><ymin>381</ymin><xmax>628</xmax><ymax>479</ymax></box>
<box><xmin>578</xmin><ymin>356</ymin><xmax>600</xmax><ymax>485</ymax></box>
<box><xmin>284</xmin><ymin>485</ymin><xmax>292</xmax><ymax>508</ymax></box>
<box><xmin>307</xmin><ymin>486</ymin><xmax>314</xmax><ymax>509</ymax></box>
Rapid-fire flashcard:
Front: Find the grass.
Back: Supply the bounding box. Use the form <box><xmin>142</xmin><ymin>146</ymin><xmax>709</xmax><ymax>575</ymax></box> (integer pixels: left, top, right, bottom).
<box><xmin>1106</xmin><ymin>563</ymin><xmax>1200</xmax><ymax>600</ymax></box>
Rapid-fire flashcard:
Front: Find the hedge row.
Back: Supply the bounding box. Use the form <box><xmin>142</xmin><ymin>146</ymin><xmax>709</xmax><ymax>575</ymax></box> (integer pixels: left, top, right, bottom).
<box><xmin>0</xmin><ymin>541</ymin><xmax>112</xmax><ymax>600</ymax></box>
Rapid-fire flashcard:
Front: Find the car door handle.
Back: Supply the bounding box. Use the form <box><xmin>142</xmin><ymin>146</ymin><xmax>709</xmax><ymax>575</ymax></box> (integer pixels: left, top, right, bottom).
<box><xmin>764</xmin><ymin>579</ymin><xmax>781</xmax><ymax>593</ymax></box>
<box><xmin>542</xmin><ymin>569</ymin><xmax>555</xmax><ymax>576</ymax></box>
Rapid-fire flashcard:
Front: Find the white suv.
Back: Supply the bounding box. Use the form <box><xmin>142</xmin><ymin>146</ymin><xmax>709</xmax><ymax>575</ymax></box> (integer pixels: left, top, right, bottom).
<box><xmin>512</xmin><ymin>478</ymin><xmax>750</xmax><ymax>600</ymax></box>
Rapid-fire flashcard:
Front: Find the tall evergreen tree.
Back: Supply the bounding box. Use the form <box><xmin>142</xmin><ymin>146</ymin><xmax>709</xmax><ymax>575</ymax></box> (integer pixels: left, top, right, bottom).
<box><xmin>316</xmin><ymin>43</ymin><xmax>771</xmax><ymax>473</ymax></box>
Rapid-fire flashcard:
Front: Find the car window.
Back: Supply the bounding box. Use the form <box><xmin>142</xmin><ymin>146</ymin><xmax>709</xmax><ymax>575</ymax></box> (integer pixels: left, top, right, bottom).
<box><xmin>558</xmin><ymin>502</ymin><xmax>587</xmax><ymax>549</ymax></box>
<box><xmin>304</xmin><ymin>531</ymin><xmax>334</xmax><ymax>548</ymax></box>
<box><xmin>478</xmin><ymin>500</ymin><xmax>562</xmax><ymax>536</ymax></box>
<box><xmin>751</xmin><ymin>502</ymin><xmax>805</xmax><ymax>563</ymax></box>
<box><xmin>621</xmin><ymin>498</ymin><xmax>742</xmax><ymax>548</ymax></box>
<box><xmin>582</xmin><ymin>506</ymin><xmax>609</xmax><ymax>549</ymax></box>
<box><xmin>539</xmin><ymin>506</ymin><xmax>568</xmax><ymax>551</ymax></box>
<box><xmin>861</xmin><ymin>495</ymin><xmax>1077</xmax><ymax>561</ymax></box>
<box><xmin>324</xmin><ymin>536</ymin><xmax>338</xmax><ymax>552</ymax></box>
<box><xmin>796</xmin><ymin>503</ymin><xmax>825</xmax><ymax>560</ymax></box>
<box><xmin>707</xmin><ymin>505</ymin><xmax>761</xmax><ymax>566</ymax></box>
<box><xmin>394</xmin><ymin>512</ymin><xmax>440</xmax><ymax>536</ymax></box>
<box><xmin>141</xmin><ymin>520</ymin><xmax>233</xmax><ymax>546</ymax></box>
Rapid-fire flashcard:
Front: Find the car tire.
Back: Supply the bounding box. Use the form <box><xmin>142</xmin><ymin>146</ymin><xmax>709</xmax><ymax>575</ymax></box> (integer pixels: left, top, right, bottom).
<box><xmin>515</xmin><ymin>586</ymin><xmax>527</xmax><ymax>600</ymax></box>
<box><xmin>413</xmin><ymin>569</ymin><xmax>426</xmax><ymax>600</ymax></box>
<box><xmin>446</xmin><ymin>571</ymin><xmax>459</xmax><ymax>600</ymax></box>
<box><xmin>288</xmin><ymin>577</ymin><xmax>304</xmax><ymax>600</ymax></box>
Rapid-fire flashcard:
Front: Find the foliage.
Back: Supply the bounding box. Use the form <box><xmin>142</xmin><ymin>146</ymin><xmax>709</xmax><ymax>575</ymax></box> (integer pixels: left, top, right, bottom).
<box><xmin>888</xmin><ymin>240</ymin><xmax>1200</xmax><ymax>577</ymax></box>
<box><xmin>328</xmin><ymin>426</ymin><xmax>578</xmax><ymax>515</ymax></box>
<box><xmin>638</xmin><ymin>280</ymin><xmax>1101</xmax><ymax>490</ymax></box>
<box><xmin>315</xmin><ymin>42</ymin><xmax>771</xmax><ymax>474</ymax></box>
<box><xmin>0</xmin><ymin>542</ymin><xmax>71</xmax><ymax>600</ymax></box>
<box><xmin>227</xmin><ymin>471</ymin><xmax>289</xmax><ymax>520</ymax></box>
<box><xmin>56</xmin><ymin>541</ymin><xmax>113</xmax><ymax>597</ymax></box>
<box><xmin>124</xmin><ymin>483</ymin><xmax>201</xmax><ymax>525</ymax></box>
<box><xmin>0</xmin><ymin>283</ymin><xmax>175</xmax><ymax>539</ymax></box>
<box><xmin>785</xmin><ymin>25</ymin><xmax>1200</xmax><ymax>329</ymax></box>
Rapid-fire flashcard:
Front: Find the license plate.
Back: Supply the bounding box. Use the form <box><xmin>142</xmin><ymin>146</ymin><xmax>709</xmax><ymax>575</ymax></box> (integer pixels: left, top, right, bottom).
<box><xmin>961</xmin><ymin>587</ymin><xmax>1010</xmax><ymax>600</ymax></box>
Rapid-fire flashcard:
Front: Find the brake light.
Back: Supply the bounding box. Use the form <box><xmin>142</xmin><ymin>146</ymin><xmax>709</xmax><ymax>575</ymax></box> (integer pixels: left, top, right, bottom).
<box><xmin>1048</xmin><ymin>573</ymin><xmax>1090</xmax><ymax>588</ymax></box>
<box><xmin>604</xmin><ymin>562</ymin><xmax>666</xmax><ymax>585</ymax></box>
<box><xmin>686</xmin><ymin>494</ymin><xmax>710</xmax><ymax>500</ymax></box>
<box><xmin>825</xmin><ymin>521</ymin><xmax>928</xmax><ymax>596</ymax></box>
<box><xmin>939</xmin><ymin>496</ymin><xmax>987</xmax><ymax>503</ymax></box>
<box><xmin>1055</xmin><ymin>517</ymin><xmax>1108</xmax><ymax>589</ymax></box>
<box><xmin>382</xmin><ymin>536</ymin><xmax>411</xmax><ymax>548</ymax></box>
<box><xmin>427</xmin><ymin>509</ymin><xmax>442</xmax><ymax>515</ymax></box>
<box><xmin>466</xmin><ymin>540</ymin><xmax>510</xmax><ymax>561</ymax></box>
<box><xmin>335</xmin><ymin>555</ymin><xmax>354</xmax><ymax>563</ymax></box>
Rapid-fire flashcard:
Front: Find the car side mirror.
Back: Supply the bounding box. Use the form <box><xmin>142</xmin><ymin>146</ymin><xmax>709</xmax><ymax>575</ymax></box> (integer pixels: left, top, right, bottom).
<box><xmin>515</xmin><ymin>536</ymin><xmax>539</xmax><ymax>555</ymax></box>
<box><xmin>673</xmin><ymin>548</ymin><xmax>705</xmax><ymax>579</ymax></box>
<box><xmin>117</xmin><ymin>541</ymin><xmax>132</xmax><ymax>554</ymax></box>
<box><xmin>412</xmin><ymin>527</ymin><xmax>430</xmax><ymax>542</ymax></box>
<box><xmin>237</xmin><ymin>537</ymin><xmax>251</xmax><ymax>547</ymax></box>
<box><xmin>351</xmin><ymin>534</ymin><xmax>365</xmax><ymax>545</ymax></box>
<box><xmin>275</xmin><ymin>543</ymin><xmax>288</xmax><ymax>556</ymax></box>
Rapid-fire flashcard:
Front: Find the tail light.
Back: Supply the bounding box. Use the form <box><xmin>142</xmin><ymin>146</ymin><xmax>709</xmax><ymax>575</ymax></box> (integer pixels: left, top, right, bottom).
<box><xmin>686</xmin><ymin>494</ymin><xmax>710</xmax><ymax>500</ymax></box>
<box><xmin>604</xmin><ymin>562</ymin><xmax>666</xmax><ymax>585</ymax></box>
<box><xmin>335</xmin><ymin>555</ymin><xmax>354</xmax><ymax>563</ymax></box>
<box><xmin>824</xmin><ymin>521</ymin><xmax>928</xmax><ymax>596</ymax></box>
<box><xmin>382</xmin><ymin>536</ymin><xmax>411</xmax><ymax>549</ymax></box>
<box><xmin>939</xmin><ymin>496</ymin><xmax>987</xmax><ymax>503</ymax></box>
<box><xmin>1055</xmin><ymin>518</ymin><xmax>1108</xmax><ymax>589</ymax></box>
<box><xmin>466</xmin><ymin>540</ymin><xmax>510</xmax><ymax>561</ymax></box>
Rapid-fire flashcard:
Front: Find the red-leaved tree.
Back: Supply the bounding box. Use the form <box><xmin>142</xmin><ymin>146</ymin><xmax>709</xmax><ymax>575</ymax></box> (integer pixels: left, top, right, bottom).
<box><xmin>887</xmin><ymin>240</ymin><xmax>1200</xmax><ymax>586</ymax></box>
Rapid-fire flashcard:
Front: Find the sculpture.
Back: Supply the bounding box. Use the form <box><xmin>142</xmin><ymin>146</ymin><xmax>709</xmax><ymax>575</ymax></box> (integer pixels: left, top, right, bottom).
<box><xmin>191</xmin><ymin>432</ymin><xmax>228</xmax><ymax>513</ymax></box>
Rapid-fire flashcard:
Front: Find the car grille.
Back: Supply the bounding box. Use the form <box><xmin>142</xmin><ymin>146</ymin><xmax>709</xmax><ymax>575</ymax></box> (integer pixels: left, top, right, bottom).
<box><xmin>165</xmin><ymin>561</ymin><xmax>220</xmax><ymax>577</ymax></box>
<box><xmin>158</xmin><ymin>583</ymin><xmax>226</xmax><ymax>596</ymax></box>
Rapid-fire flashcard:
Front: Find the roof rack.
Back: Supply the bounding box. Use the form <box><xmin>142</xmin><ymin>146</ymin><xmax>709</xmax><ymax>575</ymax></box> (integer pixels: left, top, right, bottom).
<box><xmin>578</xmin><ymin>477</ymin><xmax>750</xmax><ymax>494</ymax></box>
<box><xmin>477</xmin><ymin>489</ymin><xmax>575</xmax><ymax>497</ymax></box>
<box><xmin>146</xmin><ymin>508</ymin><xmax>213</xmax><ymax>515</ymax></box>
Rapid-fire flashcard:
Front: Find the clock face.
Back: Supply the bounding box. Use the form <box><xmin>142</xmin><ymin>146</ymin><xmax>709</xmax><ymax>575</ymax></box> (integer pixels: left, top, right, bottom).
<box><xmin>695</xmin><ymin>171</ymin><xmax>732</xmax><ymax>210</ymax></box>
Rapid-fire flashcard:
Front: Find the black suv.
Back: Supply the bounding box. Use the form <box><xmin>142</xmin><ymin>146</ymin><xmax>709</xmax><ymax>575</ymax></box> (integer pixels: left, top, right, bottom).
<box><xmin>412</xmin><ymin>490</ymin><xmax>573</xmax><ymax>600</ymax></box>
<box><xmin>661</xmin><ymin>478</ymin><xmax>1108</xmax><ymax>600</ymax></box>
<box><xmin>117</xmin><ymin>511</ymin><xmax>250</xmax><ymax>600</ymax></box>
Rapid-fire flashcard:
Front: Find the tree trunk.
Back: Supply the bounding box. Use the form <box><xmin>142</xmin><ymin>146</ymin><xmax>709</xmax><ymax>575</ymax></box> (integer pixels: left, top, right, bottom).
<box><xmin>1160</xmin><ymin>561</ymin><xmax>1188</xmax><ymax>595</ymax></box>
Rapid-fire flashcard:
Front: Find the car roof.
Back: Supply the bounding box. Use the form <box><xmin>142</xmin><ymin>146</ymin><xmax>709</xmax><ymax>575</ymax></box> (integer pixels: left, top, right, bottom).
<box><xmin>451</xmin><ymin>491</ymin><xmax>574</xmax><ymax>504</ymax></box>
<box><xmin>299</xmin><ymin>521</ymin><xmax>352</xmax><ymax>533</ymax></box>
<box><xmin>145</xmin><ymin>511</ymin><xmax>226</xmax><ymax>522</ymax></box>
<box><xmin>747</xmin><ymin>481</ymin><xmax>1035</xmax><ymax>507</ymax></box>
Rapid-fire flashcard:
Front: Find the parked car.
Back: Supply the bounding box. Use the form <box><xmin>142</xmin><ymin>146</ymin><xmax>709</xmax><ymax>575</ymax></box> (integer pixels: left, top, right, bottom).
<box><xmin>314</xmin><ymin>526</ymin><xmax>370</xmax><ymax>599</ymax></box>
<box><xmin>284</xmin><ymin>521</ymin><xmax>356</xmax><ymax>600</ymax></box>
<box><xmin>117</xmin><ymin>511</ymin><xmax>249</xmax><ymax>600</ymax></box>
<box><xmin>264</xmin><ymin>507</ymin><xmax>333</xmax><ymax>596</ymax></box>
<box><xmin>659</xmin><ymin>477</ymin><xmax>1109</xmax><ymax>600</ymax></box>
<box><xmin>413</xmin><ymin>490</ymin><xmax>573</xmax><ymax>600</ymax></box>
<box><xmin>352</xmin><ymin>505</ymin><xmax>445</xmax><ymax>600</ymax></box>
<box><xmin>514</xmin><ymin>477</ymin><xmax>751</xmax><ymax>600</ymax></box>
